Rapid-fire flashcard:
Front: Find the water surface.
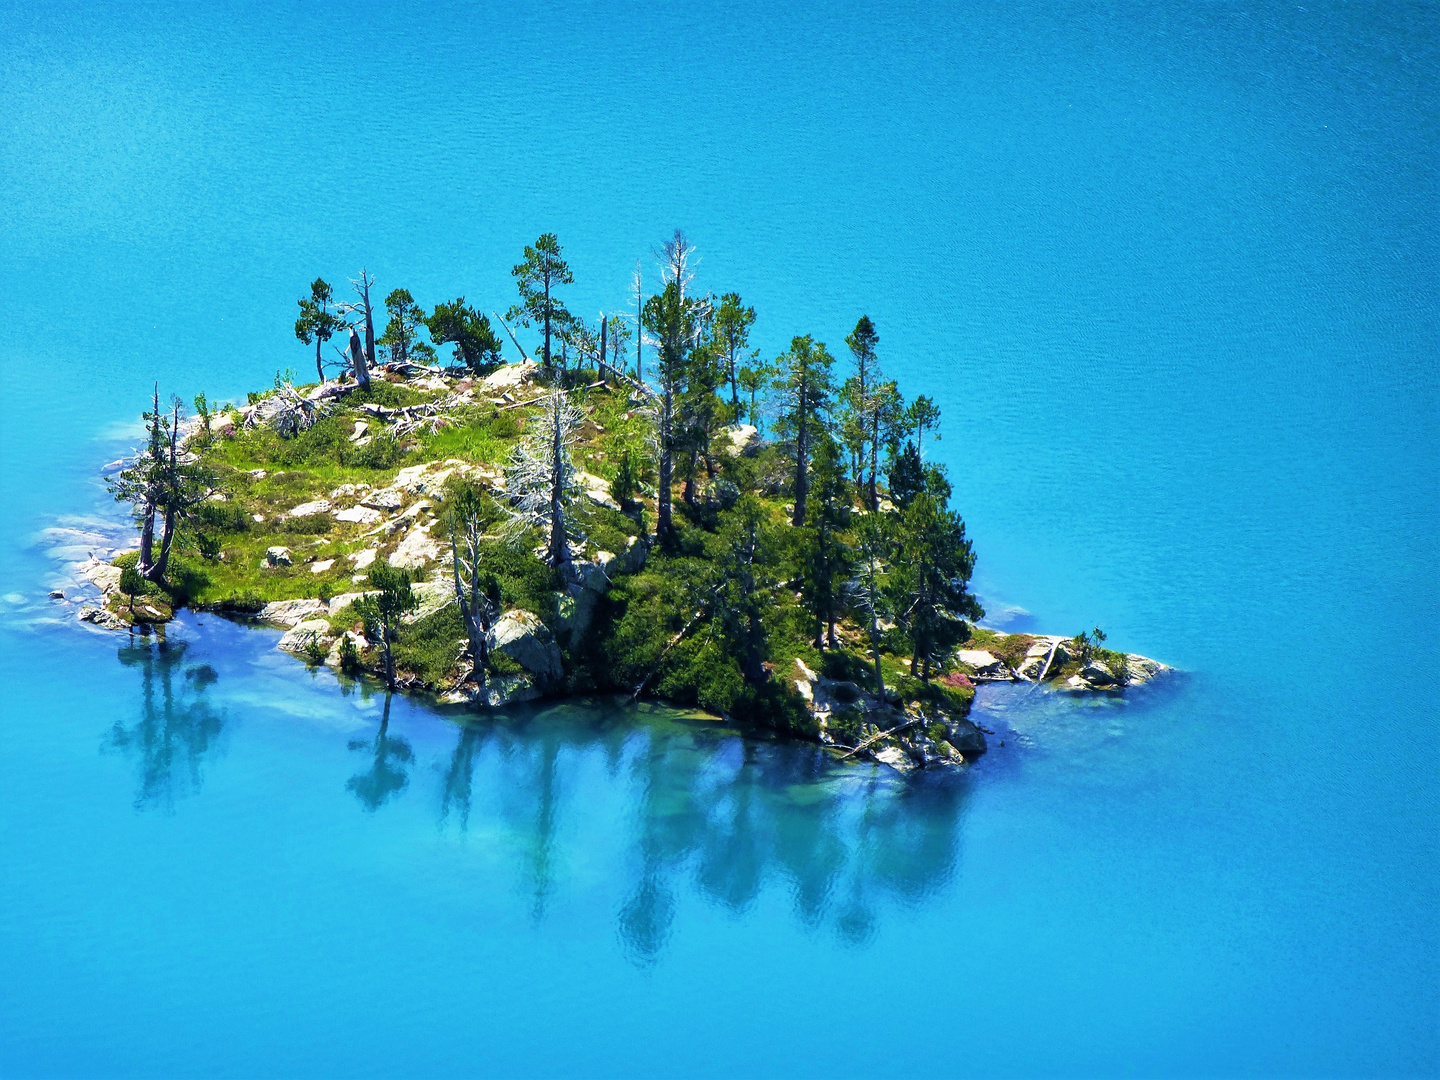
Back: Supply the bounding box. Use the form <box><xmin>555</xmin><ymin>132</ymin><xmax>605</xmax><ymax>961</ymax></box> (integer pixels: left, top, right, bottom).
<box><xmin>0</xmin><ymin>1</ymin><xmax>1435</xmax><ymax>1076</ymax></box>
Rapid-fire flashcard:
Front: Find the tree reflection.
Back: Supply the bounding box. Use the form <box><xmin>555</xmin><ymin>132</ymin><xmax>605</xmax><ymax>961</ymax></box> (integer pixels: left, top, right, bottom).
<box><xmin>108</xmin><ymin>630</ymin><xmax>226</xmax><ymax>812</ymax></box>
<box><xmin>435</xmin><ymin>704</ymin><xmax>971</xmax><ymax>963</ymax></box>
<box><xmin>347</xmin><ymin>694</ymin><xmax>414</xmax><ymax>811</ymax></box>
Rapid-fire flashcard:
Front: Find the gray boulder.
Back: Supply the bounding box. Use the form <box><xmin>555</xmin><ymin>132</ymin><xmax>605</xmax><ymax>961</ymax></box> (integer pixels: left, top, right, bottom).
<box><xmin>490</xmin><ymin>610</ymin><xmax>563</xmax><ymax>684</ymax></box>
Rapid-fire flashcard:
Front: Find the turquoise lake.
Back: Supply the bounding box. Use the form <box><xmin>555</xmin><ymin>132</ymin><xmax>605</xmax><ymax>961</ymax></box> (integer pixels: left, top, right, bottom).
<box><xmin>1</xmin><ymin>2</ymin><xmax>1436</xmax><ymax>1076</ymax></box>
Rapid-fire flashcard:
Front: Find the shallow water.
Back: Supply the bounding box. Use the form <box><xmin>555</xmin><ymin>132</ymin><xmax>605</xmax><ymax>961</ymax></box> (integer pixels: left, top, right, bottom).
<box><xmin>1</xmin><ymin>1</ymin><xmax>1436</xmax><ymax>1076</ymax></box>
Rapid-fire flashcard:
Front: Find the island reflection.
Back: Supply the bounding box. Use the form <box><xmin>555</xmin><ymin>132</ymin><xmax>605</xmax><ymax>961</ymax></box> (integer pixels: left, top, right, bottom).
<box><xmin>107</xmin><ymin>630</ymin><xmax>226</xmax><ymax>812</ymax></box>
<box><xmin>430</xmin><ymin>700</ymin><xmax>972</xmax><ymax>961</ymax></box>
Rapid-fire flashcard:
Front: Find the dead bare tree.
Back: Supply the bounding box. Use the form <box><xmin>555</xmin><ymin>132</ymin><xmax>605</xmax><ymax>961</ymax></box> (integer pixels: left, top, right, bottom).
<box><xmin>655</xmin><ymin>229</ymin><xmax>698</xmax><ymax>300</ymax></box>
<box><xmin>447</xmin><ymin>482</ymin><xmax>502</xmax><ymax>689</ymax></box>
<box><xmin>337</xmin><ymin>268</ymin><xmax>378</xmax><ymax>378</ymax></box>
<box><xmin>503</xmin><ymin>389</ymin><xmax>584</xmax><ymax>570</ymax></box>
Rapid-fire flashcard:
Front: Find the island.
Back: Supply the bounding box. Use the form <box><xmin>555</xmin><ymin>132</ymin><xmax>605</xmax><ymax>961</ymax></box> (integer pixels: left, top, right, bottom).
<box><xmin>68</xmin><ymin>233</ymin><xmax>1168</xmax><ymax>772</ymax></box>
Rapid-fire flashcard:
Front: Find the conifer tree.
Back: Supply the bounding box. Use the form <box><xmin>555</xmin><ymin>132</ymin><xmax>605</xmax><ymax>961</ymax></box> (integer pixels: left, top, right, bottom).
<box><xmin>642</xmin><ymin>281</ymin><xmax>702</xmax><ymax>545</ymax></box>
<box><xmin>773</xmin><ymin>335</ymin><xmax>835</xmax><ymax>526</ymax></box>
<box><xmin>427</xmin><ymin>299</ymin><xmax>503</xmax><ymax>374</ymax></box>
<box><xmin>800</xmin><ymin>433</ymin><xmax>853</xmax><ymax>650</ymax></box>
<box><xmin>889</xmin><ymin>474</ymin><xmax>982</xmax><ymax>682</ymax></box>
<box><xmin>354</xmin><ymin>563</ymin><xmax>418</xmax><ymax>691</ymax></box>
<box><xmin>295</xmin><ymin>278</ymin><xmax>342</xmax><ymax>384</ymax></box>
<box><xmin>507</xmin><ymin>234</ymin><xmax>573</xmax><ymax>371</ymax></box>
<box><xmin>713</xmin><ymin>292</ymin><xmax>756</xmax><ymax>412</ymax></box>
<box><xmin>378</xmin><ymin>288</ymin><xmax>435</xmax><ymax>367</ymax></box>
<box><xmin>848</xmin><ymin>513</ymin><xmax>894</xmax><ymax>697</ymax></box>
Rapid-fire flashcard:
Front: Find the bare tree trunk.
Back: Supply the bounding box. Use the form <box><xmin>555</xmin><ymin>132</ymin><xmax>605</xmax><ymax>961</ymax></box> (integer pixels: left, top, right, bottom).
<box><xmin>542</xmin><ymin>276</ymin><xmax>551</xmax><ymax>370</ymax></box>
<box><xmin>349</xmin><ymin>328</ymin><xmax>371</xmax><ymax>390</ymax></box>
<box><xmin>362</xmin><ymin>274</ymin><xmax>376</xmax><ymax>370</ymax></box>
<box><xmin>599</xmin><ymin>316</ymin><xmax>607</xmax><ymax>378</ymax></box>
<box><xmin>869</xmin><ymin>408</ymin><xmax>880</xmax><ymax>512</ymax></box>
<box><xmin>547</xmin><ymin>404</ymin><xmax>572</xmax><ymax>568</ymax></box>
<box><xmin>138</xmin><ymin>503</ymin><xmax>156</xmax><ymax>573</ymax></box>
<box><xmin>634</xmin><ymin>264</ymin><xmax>644</xmax><ymax>382</ymax></box>
<box><xmin>657</xmin><ymin>384</ymin><xmax>674</xmax><ymax>542</ymax></box>
<box><xmin>452</xmin><ymin>534</ymin><xmax>488</xmax><ymax>688</ymax></box>
<box><xmin>792</xmin><ymin>373</ymin><xmax>810</xmax><ymax>527</ymax></box>
<box><xmin>315</xmin><ymin>336</ymin><xmax>325</xmax><ymax>384</ymax></box>
<box><xmin>149</xmin><ymin>402</ymin><xmax>182</xmax><ymax>583</ymax></box>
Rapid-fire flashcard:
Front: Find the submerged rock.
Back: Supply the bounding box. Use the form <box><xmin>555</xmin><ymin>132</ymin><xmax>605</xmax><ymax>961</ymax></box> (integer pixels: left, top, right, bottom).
<box><xmin>438</xmin><ymin>674</ymin><xmax>541</xmax><ymax>708</ymax></box>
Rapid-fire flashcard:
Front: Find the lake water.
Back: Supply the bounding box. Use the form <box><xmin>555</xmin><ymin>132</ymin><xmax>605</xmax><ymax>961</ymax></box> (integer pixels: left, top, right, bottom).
<box><xmin>1</xmin><ymin>2</ymin><xmax>1436</xmax><ymax>1076</ymax></box>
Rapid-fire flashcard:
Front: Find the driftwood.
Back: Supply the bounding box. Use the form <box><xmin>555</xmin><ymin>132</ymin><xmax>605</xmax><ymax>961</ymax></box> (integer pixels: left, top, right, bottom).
<box><xmin>836</xmin><ymin>716</ymin><xmax>921</xmax><ymax>760</ymax></box>
<box><xmin>630</xmin><ymin>608</ymin><xmax>708</xmax><ymax>701</ymax></box>
<box><xmin>492</xmin><ymin>310</ymin><xmax>531</xmax><ymax>362</ymax></box>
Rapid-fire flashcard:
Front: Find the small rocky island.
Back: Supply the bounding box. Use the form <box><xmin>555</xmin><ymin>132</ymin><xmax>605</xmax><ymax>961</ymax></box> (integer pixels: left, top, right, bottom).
<box><xmin>69</xmin><ymin>236</ymin><xmax>1167</xmax><ymax>771</ymax></box>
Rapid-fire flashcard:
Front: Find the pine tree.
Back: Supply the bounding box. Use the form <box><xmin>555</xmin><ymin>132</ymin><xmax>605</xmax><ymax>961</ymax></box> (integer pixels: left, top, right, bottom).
<box><xmin>800</xmin><ymin>433</ymin><xmax>853</xmax><ymax>650</ymax></box>
<box><xmin>507</xmin><ymin>234</ymin><xmax>573</xmax><ymax>371</ymax></box>
<box><xmin>354</xmin><ymin>563</ymin><xmax>418</xmax><ymax>691</ymax></box>
<box><xmin>773</xmin><ymin>335</ymin><xmax>835</xmax><ymax>526</ymax></box>
<box><xmin>295</xmin><ymin>278</ymin><xmax>342</xmax><ymax>384</ymax></box>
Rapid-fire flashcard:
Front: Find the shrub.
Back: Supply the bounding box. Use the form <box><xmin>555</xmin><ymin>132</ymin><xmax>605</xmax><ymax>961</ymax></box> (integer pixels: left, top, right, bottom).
<box><xmin>195</xmin><ymin>500</ymin><xmax>249</xmax><ymax>533</ymax></box>
<box><xmin>829</xmin><ymin>706</ymin><xmax>864</xmax><ymax>745</ymax></box>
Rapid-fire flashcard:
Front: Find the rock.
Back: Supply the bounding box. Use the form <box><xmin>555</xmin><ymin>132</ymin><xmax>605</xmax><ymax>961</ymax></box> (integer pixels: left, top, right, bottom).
<box><xmin>438</xmin><ymin>674</ymin><xmax>541</xmax><ymax>708</ymax></box>
<box><xmin>330</xmin><ymin>483</ymin><xmax>372</xmax><ymax>498</ymax></box>
<box><xmin>287</xmin><ymin>499</ymin><xmax>332</xmax><ymax>518</ymax></box>
<box><xmin>78</xmin><ymin>604</ymin><xmax>126</xmax><ymax>630</ymax></box>
<box><xmin>480</xmin><ymin>360</ymin><xmax>539</xmax><ymax>394</ymax></box>
<box><xmin>48</xmin><ymin>589</ymin><xmax>65</xmax><ymax>600</ymax></box>
<box><xmin>945</xmin><ymin>718</ymin><xmax>987</xmax><ymax>758</ymax></box>
<box><xmin>349</xmin><ymin>421</ymin><xmax>369</xmax><ymax>442</ymax></box>
<box><xmin>264</xmin><ymin>546</ymin><xmax>293</xmax><ymax>567</ymax></box>
<box><xmin>956</xmin><ymin>649</ymin><xmax>1013</xmax><ymax>680</ymax></box>
<box><xmin>334</xmin><ymin>505</ymin><xmax>383</xmax><ymax>525</ymax></box>
<box><xmin>257</xmin><ymin>597</ymin><xmax>329</xmax><ymax>626</ymax></box>
<box><xmin>389</xmin><ymin>523</ymin><xmax>440</xmax><ymax>568</ymax></box>
<box><xmin>327</xmin><ymin>591</ymin><xmax>373</xmax><ymax>614</ymax></box>
<box><xmin>278</xmin><ymin>619</ymin><xmax>333</xmax><ymax>655</ymax></box>
<box><xmin>253</xmin><ymin>513</ymin><xmax>266</xmax><ymax>523</ymax></box>
<box><xmin>361</xmin><ymin>489</ymin><xmax>405</xmax><ymax>512</ymax></box>
<box><xmin>393</xmin><ymin>464</ymin><xmax>454</xmax><ymax>496</ymax></box>
<box><xmin>348</xmin><ymin>548</ymin><xmax>377</xmax><ymax>571</ymax></box>
<box><xmin>575</xmin><ymin>470</ymin><xmax>619</xmax><ymax>510</ymax></box>
<box><xmin>1080</xmin><ymin>659</ymin><xmax>1116</xmax><ymax>686</ymax></box>
<box><xmin>403</xmin><ymin>578</ymin><xmax>453</xmax><ymax>623</ymax></box>
<box><xmin>397</xmin><ymin>498</ymin><xmax>433</xmax><ymax>522</ymax></box>
<box><xmin>323</xmin><ymin>629</ymin><xmax>369</xmax><ymax>667</ymax></box>
<box><xmin>700</xmin><ymin>477</ymin><xmax>740</xmax><ymax>511</ymax></box>
<box><xmin>78</xmin><ymin>559</ymin><xmax>122</xmax><ymax>595</ymax></box>
<box><xmin>722</xmin><ymin>424</ymin><xmax>760</xmax><ymax>457</ymax></box>
<box><xmin>310</xmin><ymin>559</ymin><xmax>335</xmax><ymax>574</ymax></box>
<box><xmin>490</xmin><ymin>610</ymin><xmax>563</xmax><ymax>683</ymax></box>
<box><xmin>618</xmin><ymin>534</ymin><xmax>648</xmax><ymax>574</ymax></box>
<box><xmin>1124</xmin><ymin>655</ymin><xmax>1167</xmax><ymax>684</ymax></box>
<box><xmin>249</xmin><ymin>469</ymin><xmax>268</xmax><ymax>480</ymax></box>
<box><xmin>872</xmin><ymin>746</ymin><xmax>917</xmax><ymax>772</ymax></box>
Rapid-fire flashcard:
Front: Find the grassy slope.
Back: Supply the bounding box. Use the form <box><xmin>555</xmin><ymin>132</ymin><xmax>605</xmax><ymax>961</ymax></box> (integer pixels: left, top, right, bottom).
<box><xmin>115</xmin><ymin>365</ymin><xmax>987</xmax><ymax>734</ymax></box>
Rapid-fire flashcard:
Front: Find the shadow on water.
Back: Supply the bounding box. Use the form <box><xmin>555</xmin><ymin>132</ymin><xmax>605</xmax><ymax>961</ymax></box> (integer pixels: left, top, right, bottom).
<box><xmin>107</xmin><ymin>629</ymin><xmax>227</xmax><ymax>812</ymax></box>
<box><xmin>431</xmin><ymin>701</ymin><xmax>974</xmax><ymax>965</ymax></box>
<box><xmin>347</xmin><ymin>693</ymin><xmax>414</xmax><ymax>812</ymax></box>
